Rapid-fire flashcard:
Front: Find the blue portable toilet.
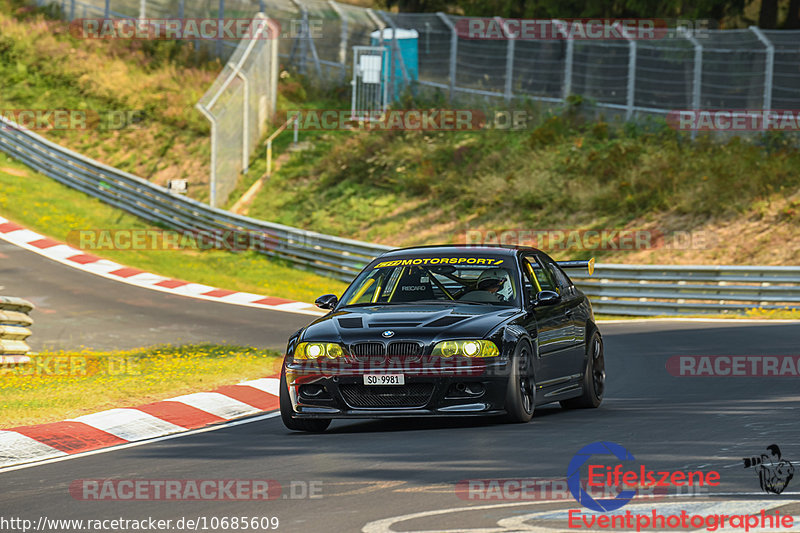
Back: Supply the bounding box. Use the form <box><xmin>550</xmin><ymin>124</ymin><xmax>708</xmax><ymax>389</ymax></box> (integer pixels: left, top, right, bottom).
<box><xmin>370</xmin><ymin>28</ymin><xmax>419</xmax><ymax>101</ymax></box>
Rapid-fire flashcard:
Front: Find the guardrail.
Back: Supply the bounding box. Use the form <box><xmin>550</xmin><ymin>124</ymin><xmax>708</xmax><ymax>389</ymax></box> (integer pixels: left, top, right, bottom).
<box><xmin>1</xmin><ymin>116</ymin><xmax>798</xmax><ymax>316</ymax></box>
<box><xmin>0</xmin><ymin>116</ymin><xmax>391</xmax><ymax>283</ymax></box>
<box><xmin>571</xmin><ymin>264</ymin><xmax>800</xmax><ymax>316</ymax></box>
<box><xmin>0</xmin><ymin>296</ymin><xmax>34</xmax><ymax>363</ymax></box>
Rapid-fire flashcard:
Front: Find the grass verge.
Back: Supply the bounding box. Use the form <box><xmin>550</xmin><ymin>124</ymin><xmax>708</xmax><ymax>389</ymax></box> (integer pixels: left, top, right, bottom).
<box><xmin>0</xmin><ymin>153</ymin><xmax>348</xmax><ymax>303</ymax></box>
<box><xmin>0</xmin><ymin>344</ymin><xmax>282</xmax><ymax>428</ymax></box>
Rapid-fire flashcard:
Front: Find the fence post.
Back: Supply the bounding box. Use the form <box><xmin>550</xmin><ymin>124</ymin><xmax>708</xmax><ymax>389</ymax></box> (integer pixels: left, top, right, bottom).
<box><xmin>179</xmin><ymin>0</ymin><xmax>184</xmax><ymax>20</ymax></box>
<box><xmin>328</xmin><ymin>1</ymin><xmax>348</xmax><ymax>81</ymax></box>
<box><xmin>379</xmin><ymin>12</ymin><xmax>410</xmax><ymax>101</ymax></box>
<box><xmin>217</xmin><ymin>0</ymin><xmax>225</xmax><ymax>59</ymax></box>
<box><xmin>494</xmin><ymin>16</ymin><xmax>514</xmax><ymax>102</ymax></box>
<box><xmin>289</xmin><ymin>0</ymin><xmax>310</xmax><ymax>75</ymax></box>
<box><xmin>235</xmin><ymin>68</ymin><xmax>250</xmax><ymax>174</ymax></box>
<box><xmin>303</xmin><ymin>6</ymin><xmax>324</xmax><ymax>80</ymax></box>
<box><xmin>749</xmin><ymin>26</ymin><xmax>774</xmax><ymax>111</ymax></box>
<box><xmin>682</xmin><ymin>28</ymin><xmax>702</xmax><ymax>140</ymax></box>
<box><xmin>69</xmin><ymin>0</ymin><xmax>75</xmax><ymax>20</ymax></box>
<box><xmin>560</xmin><ymin>20</ymin><xmax>573</xmax><ymax>101</ymax></box>
<box><xmin>195</xmin><ymin>104</ymin><xmax>218</xmax><ymax>208</ymax></box>
<box><xmin>625</xmin><ymin>33</ymin><xmax>637</xmax><ymax>121</ymax></box>
<box><xmin>104</xmin><ymin>0</ymin><xmax>109</xmax><ymax>17</ymax></box>
<box><xmin>436</xmin><ymin>13</ymin><xmax>457</xmax><ymax>103</ymax></box>
<box><xmin>139</xmin><ymin>0</ymin><xmax>145</xmax><ymax>20</ymax></box>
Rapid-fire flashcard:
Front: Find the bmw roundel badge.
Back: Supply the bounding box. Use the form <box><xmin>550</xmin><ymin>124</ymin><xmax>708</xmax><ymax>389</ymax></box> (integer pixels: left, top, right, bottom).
<box><xmin>382</xmin><ymin>330</ymin><xmax>395</xmax><ymax>338</ymax></box>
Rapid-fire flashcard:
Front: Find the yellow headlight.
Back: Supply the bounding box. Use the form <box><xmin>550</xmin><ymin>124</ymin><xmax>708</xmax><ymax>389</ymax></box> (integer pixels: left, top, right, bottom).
<box><xmin>432</xmin><ymin>340</ymin><xmax>499</xmax><ymax>358</ymax></box>
<box><xmin>295</xmin><ymin>342</ymin><xmax>345</xmax><ymax>360</ymax></box>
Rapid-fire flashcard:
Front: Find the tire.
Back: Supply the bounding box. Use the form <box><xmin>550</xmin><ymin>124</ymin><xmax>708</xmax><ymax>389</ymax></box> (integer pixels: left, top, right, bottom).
<box><xmin>503</xmin><ymin>342</ymin><xmax>535</xmax><ymax>423</ymax></box>
<box><xmin>280</xmin><ymin>369</ymin><xmax>331</xmax><ymax>433</ymax></box>
<box><xmin>561</xmin><ymin>330</ymin><xmax>604</xmax><ymax>409</ymax></box>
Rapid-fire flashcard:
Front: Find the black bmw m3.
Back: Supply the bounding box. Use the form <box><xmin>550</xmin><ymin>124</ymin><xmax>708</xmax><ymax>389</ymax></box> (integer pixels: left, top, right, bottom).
<box><xmin>280</xmin><ymin>245</ymin><xmax>605</xmax><ymax>432</ymax></box>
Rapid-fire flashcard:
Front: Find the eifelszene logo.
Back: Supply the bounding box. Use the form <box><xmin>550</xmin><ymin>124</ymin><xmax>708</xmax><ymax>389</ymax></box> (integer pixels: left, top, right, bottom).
<box><xmin>743</xmin><ymin>444</ymin><xmax>796</xmax><ymax>495</ymax></box>
<box><xmin>567</xmin><ymin>441</ymin><xmax>721</xmax><ymax>512</ymax></box>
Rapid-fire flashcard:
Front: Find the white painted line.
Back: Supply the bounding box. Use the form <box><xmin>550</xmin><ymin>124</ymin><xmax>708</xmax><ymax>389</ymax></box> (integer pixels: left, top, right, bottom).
<box><xmin>125</xmin><ymin>272</ymin><xmax>170</xmax><ymax>284</ymax></box>
<box><xmin>166</xmin><ymin>283</ymin><xmax>220</xmax><ymax>297</ymax></box>
<box><xmin>0</xmin><ymin>431</ymin><xmax>67</xmax><ymax>468</ymax></box>
<box><xmin>241</xmin><ymin>377</ymin><xmax>280</xmax><ymax>396</ymax></box>
<box><xmin>43</xmin><ymin>244</ymin><xmax>87</xmax><ymax>260</ymax></box>
<box><xmin>167</xmin><ymin>392</ymin><xmax>262</xmax><ymax>419</ymax></box>
<box><xmin>0</xmin><ymin>412</ymin><xmax>281</xmax><ymax>474</ymax></box>
<box><xmin>0</xmin><ymin>228</ymin><xmax>323</xmax><ymax>316</ymax></box>
<box><xmin>2</xmin><ymin>229</ymin><xmax>42</xmax><ymax>244</ymax></box>
<box><xmin>69</xmin><ymin>408</ymin><xmax>186</xmax><ymax>442</ymax></box>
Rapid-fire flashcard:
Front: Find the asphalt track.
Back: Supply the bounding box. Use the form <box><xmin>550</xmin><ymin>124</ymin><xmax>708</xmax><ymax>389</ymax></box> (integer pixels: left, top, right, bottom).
<box><xmin>0</xmin><ymin>240</ymin><xmax>311</xmax><ymax>351</ymax></box>
<box><xmin>2</xmin><ymin>240</ymin><xmax>800</xmax><ymax>532</ymax></box>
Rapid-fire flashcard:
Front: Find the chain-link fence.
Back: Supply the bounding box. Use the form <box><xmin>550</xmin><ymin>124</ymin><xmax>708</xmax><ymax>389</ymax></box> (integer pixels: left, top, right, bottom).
<box><xmin>288</xmin><ymin>10</ymin><xmax>800</xmax><ymax>119</ymax></box>
<box><xmin>30</xmin><ymin>0</ymin><xmax>800</xmax><ymax>206</ymax></box>
<box><xmin>196</xmin><ymin>13</ymin><xmax>278</xmax><ymax>207</ymax></box>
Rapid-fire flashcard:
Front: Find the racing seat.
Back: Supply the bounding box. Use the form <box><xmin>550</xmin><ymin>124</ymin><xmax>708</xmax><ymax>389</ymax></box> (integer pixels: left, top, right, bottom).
<box><xmin>391</xmin><ymin>268</ymin><xmax>435</xmax><ymax>302</ymax></box>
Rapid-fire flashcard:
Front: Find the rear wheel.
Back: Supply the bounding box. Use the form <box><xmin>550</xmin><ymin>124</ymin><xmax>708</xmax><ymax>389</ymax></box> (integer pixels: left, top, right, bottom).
<box><xmin>560</xmin><ymin>330</ymin><xmax>604</xmax><ymax>409</ymax></box>
<box><xmin>503</xmin><ymin>342</ymin><xmax>535</xmax><ymax>423</ymax></box>
<box><xmin>280</xmin><ymin>369</ymin><xmax>331</xmax><ymax>432</ymax></box>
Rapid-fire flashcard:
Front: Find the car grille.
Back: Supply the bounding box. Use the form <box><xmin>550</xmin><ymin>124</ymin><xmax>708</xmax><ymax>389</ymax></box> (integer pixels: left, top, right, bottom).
<box><xmin>387</xmin><ymin>342</ymin><xmax>422</xmax><ymax>363</ymax></box>
<box><xmin>350</xmin><ymin>342</ymin><xmax>385</xmax><ymax>363</ymax></box>
<box><xmin>349</xmin><ymin>342</ymin><xmax>423</xmax><ymax>364</ymax></box>
<box><xmin>339</xmin><ymin>383</ymin><xmax>435</xmax><ymax>409</ymax></box>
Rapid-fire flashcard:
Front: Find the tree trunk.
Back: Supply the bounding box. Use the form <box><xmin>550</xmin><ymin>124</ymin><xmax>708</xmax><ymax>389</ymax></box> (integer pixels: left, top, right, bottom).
<box><xmin>759</xmin><ymin>0</ymin><xmax>778</xmax><ymax>28</ymax></box>
<box><xmin>785</xmin><ymin>0</ymin><xmax>800</xmax><ymax>28</ymax></box>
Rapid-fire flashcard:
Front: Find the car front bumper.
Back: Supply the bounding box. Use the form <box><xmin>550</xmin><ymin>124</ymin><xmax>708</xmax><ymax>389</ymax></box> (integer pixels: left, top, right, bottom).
<box><xmin>285</xmin><ymin>358</ymin><xmax>510</xmax><ymax>419</ymax></box>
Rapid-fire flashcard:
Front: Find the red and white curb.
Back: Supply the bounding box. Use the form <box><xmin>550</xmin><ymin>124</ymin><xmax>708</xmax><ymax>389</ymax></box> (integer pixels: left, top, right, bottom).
<box><xmin>0</xmin><ymin>215</ymin><xmax>323</xmax><ymax>317</ymax></box>
<box><xmin>0</xmin><ymin>377</ymin><xmax>280</xmax><ymax>469</ymax></box>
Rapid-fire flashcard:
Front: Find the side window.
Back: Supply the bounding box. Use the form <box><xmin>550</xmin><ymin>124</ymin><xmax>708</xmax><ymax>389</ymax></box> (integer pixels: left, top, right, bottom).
<box><xmin>544</xmin><ymin>259</ymin><xmax>573</xmax><ymax>294</ymax></box>
<box><xmin>526</xmin><ymin>257</ymin><xmax>556</xmax><ymax>292</ymax></box>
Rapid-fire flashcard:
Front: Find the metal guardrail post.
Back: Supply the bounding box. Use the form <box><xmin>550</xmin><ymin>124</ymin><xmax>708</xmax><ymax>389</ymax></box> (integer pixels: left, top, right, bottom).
<box><xmin>749</xmin><ymin>26</ymin><xmax>774</xmax><ymax>111</ymax></box>
<box><xmin>495</xmin><ymin>16</ymin><xmax>515</xmax><ymax>103</ymax></box>
<box><xmin>625</xmin><ymin>31</ymin><xmax>637</xmax><ymax>121</ymax></box>
<box><xmin>560</xmin><ymin>20</ymin><xmax>573</xmax><ymax>100</ymax></box>
<box><xmin>681</xmin><ymin>28</ymin><xmax>703</xmax><ymax>141</ymax></box>
<box><xmin>436</xmin><ymin>13</ymin><xmax>457</xmax><ymax>103</ymax></box>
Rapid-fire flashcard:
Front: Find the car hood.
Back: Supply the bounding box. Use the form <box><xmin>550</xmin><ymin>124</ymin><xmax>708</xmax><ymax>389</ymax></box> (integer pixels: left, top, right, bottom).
<box><xmin>300</xmin><ymin>303</ymin><xmax>522</xmax><ymax>345</ymax></box>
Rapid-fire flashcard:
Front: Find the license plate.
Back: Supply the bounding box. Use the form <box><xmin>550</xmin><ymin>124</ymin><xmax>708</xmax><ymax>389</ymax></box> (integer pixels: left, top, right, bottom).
<box><xmin>363</xmin><ymin>374</ymin><xmax>405</xmax><ymax>386</ymax></box>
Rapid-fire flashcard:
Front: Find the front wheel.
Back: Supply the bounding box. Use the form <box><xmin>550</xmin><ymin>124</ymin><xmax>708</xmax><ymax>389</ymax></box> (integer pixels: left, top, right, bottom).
<box><xmin>561</xmin><ymin>330</ymin><xmax>604</xmax><ymax>409</ymax></box>
<box><xmin>280</xmin><ymin>369</ymin><xmax>331</xmax><ymax>432</ymax></box>
<box><xmin>503</xmin><ymin>342</ymin><xmax>535</xmax><ymax>423</ymax></box>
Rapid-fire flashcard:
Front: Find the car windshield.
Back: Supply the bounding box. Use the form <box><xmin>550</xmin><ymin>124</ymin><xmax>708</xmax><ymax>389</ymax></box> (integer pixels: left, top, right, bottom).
<box><xmin>339</xmin><ymin>255</ymin><xmax>519</xmax><ymax>307</ymax></box>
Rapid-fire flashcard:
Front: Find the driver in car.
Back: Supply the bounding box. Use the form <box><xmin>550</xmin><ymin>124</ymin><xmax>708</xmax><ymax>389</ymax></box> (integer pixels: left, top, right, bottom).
<box><xmin>461</xmin><ymin>268</ymin><xmax>511</xmax><ymax>302</ymax></box>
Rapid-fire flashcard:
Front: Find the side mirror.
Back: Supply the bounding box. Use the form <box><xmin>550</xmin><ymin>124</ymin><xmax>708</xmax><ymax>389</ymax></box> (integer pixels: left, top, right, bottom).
<box><xmin>315</xmin><ymin>294</ymin><xmax>338</xmax><ymax>310</ymax></box>
<box><xmin>533</xmin><ymin>290</ymin><xmax>560</xmax><ymax>307</ymax></box>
